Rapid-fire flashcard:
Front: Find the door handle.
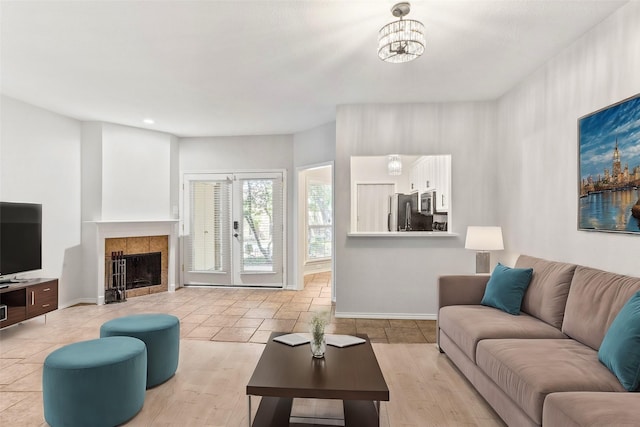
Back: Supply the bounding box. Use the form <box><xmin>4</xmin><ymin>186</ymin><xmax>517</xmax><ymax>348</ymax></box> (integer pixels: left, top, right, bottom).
<box><xmin>233</xmin><ymin>221</ymin><xmax>239</xmax><ymax>230</ymax></box>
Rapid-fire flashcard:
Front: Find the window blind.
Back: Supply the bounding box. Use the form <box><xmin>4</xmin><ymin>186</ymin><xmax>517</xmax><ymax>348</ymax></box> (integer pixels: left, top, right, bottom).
<box><xmin>307</xmin><ymin>181</ymin><xmax>332</xmax><ymax>260</ymax></box>
<box><xmin>187</xmin><ymin>179</ymin><xmax>231</xmax><ymax>273</ymax></box>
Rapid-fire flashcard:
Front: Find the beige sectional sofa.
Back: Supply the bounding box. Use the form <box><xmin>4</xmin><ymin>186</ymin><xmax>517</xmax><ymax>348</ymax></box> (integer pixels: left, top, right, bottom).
<box><xmin>437</xmin><ymin>255</ymin><xmax>640</xmax><ymax>426</ymax></box>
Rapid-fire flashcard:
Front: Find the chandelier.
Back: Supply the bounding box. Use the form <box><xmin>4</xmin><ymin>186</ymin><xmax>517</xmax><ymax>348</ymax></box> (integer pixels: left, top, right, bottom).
<box><xmin>388</xmin><ymin>155</ymin><xmax>402</xmax><ymax>176</ymax></box>
<box><xmin>378</xmin><ymin>2</ymin><xmax>425</xmax><ymax>63</ymax></box>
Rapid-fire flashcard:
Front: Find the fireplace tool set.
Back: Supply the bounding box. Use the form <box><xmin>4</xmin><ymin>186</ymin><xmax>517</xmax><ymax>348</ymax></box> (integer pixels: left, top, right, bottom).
<box><xmin>105</xmin><ymin>251</ymin><xmax>127</xmax><ymax>304</ymax></box>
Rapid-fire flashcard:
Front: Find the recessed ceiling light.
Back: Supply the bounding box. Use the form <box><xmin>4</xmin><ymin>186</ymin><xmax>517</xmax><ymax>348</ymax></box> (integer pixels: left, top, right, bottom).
<box><xmin>143</xmin><ymin>118</ymin><xmax>155</xmax><ymax>124</ymax></box>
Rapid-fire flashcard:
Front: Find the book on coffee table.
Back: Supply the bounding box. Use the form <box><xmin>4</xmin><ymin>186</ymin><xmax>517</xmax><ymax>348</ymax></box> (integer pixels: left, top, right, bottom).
<box><xmin>272</xmin><ymin>333</ymin><xmax>310</xmax><ymax>346</ymax></box>
<box><xmin>326</xmin><ymin>334</ymin><xmax>366</xmax><ymax>348</ymax></box>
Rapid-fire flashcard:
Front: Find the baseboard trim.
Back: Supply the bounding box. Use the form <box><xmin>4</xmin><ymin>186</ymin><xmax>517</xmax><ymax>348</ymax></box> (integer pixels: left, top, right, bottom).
<box><xmin>334</xmin><ymin>311</ymin><xmax>436</xmax><ymax>320</ymax></box>
<box><xmin>59</xmin><ymin>298</ymin><xmax>97</xmax><ymax>309</ymax></box>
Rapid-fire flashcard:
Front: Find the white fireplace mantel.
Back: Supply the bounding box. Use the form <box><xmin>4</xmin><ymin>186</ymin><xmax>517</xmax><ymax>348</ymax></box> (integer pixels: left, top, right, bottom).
<box><xmin>87</xmin><ymin>219</ymin><xmax>179</xmax><ymax>305</ymax></box>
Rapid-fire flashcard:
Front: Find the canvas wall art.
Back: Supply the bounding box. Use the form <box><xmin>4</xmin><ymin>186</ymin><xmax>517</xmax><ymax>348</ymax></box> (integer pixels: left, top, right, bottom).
<box><xmin>578</xmin><ymin>94</ymin><xmax>640</xmax><ymax>234</ymax></box>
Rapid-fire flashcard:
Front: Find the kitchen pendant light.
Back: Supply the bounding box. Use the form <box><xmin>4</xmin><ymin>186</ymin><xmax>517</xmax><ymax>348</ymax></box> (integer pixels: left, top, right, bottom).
<box><xmin>378</xmin><ymin>2</ymin><xmax>425</xmax><ymax>63</ymax></box>
<box><xmin>388</xmin><ymin>155</ymin><xmax>402</xmax><ymax>176</ymax></box>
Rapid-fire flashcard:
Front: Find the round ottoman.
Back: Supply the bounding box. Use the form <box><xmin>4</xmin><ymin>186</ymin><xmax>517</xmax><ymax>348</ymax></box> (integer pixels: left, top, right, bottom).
<box><xmin>43</xmin><ymin>336</ymin><xmax>147</xmax><ymax>427</ymax></box>
<box><xmin>100</xmin><ymin>313</ymin><xmax>180</xmax><ymax>388</ymax></box>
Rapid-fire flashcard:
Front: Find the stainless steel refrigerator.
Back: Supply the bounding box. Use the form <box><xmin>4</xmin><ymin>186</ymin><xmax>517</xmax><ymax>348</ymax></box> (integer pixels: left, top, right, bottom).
<box><xmin>388</xmin><ymin>192</ymin><xmax>433</xmax><ymax>232</ymax></box>
<box><xmin>389</xmin><ymin>192</ymin><xmax>416</xmax><ymax>231</ymax></box>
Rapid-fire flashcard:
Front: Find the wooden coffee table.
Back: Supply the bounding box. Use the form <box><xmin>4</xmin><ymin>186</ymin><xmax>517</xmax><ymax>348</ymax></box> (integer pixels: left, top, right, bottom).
<box><xmin>246</xmin><ymin>332</ymin><xmax>389</xmax><ymax>427</ymax></box>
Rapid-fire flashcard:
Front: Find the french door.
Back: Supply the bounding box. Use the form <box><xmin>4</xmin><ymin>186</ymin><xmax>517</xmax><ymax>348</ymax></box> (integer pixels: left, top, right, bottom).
<box><xmin>182</xmin><ymin>172</ymin><xmax>285</xmax><ymax>287</ymax></box>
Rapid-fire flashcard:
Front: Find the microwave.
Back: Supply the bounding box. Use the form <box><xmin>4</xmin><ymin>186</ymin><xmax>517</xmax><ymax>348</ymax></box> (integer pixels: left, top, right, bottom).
<box><xmin>420</xmin><ymin>191</ymin><xmax>435</xmax><ymax>215</ymax></box>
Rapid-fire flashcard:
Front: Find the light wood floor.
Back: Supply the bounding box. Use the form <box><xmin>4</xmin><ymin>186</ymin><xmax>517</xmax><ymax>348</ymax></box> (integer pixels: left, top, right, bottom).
<box><xmin>0</xmin><ymin>273</ymin><xmax>503</xmax><ymax>426</ymax></box>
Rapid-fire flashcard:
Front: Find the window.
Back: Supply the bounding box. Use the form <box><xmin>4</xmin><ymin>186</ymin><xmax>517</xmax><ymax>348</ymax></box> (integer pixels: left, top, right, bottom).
<box><xmin>307</xmin><ymin>181</ymin><xmax>332</xmax><ymax>261</ymax></box>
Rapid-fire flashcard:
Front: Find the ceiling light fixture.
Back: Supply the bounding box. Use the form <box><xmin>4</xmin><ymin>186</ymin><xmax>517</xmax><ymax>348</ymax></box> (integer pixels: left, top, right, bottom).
<box><xmin>388</xmin><ymin>155</ymin><xmax>402</xmax><ymax>176</ymax></box>
<box><xmin>378</xmin><ymin>2</ymin><xmax>425</xmax><ymax>64</ymax></box>
<box><xmin>143</xmin><ymin>118</ymin><xmax>155</xmax><ymax>125</ymax></box>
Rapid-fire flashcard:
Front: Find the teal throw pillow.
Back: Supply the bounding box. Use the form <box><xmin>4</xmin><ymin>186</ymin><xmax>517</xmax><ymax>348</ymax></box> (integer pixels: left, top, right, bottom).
<box><xmin>481</xmin><ymin>263</ymin><xmax>533</xmax><ymax>315</ymax></box>
<box><xmin>598</xmin><ymin>291</ymin><xmax>640</xmax><ymax>391</ymax></box>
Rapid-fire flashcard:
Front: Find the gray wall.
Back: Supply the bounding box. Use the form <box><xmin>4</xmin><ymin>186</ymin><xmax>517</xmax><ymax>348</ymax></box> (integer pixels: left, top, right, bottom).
<box><xmin>335</xmin><ymin>103</ymin><xmax>498</xmax><ymax>318</ymax></box>
<box><xmin>497</xmin><ymin>0</ymin><xmax>640</xmax><ymax>276</ymax></box>
<box><xmin>293</xmin><ymin>121</ymin><xmax>336</xmax><ymax>168</ymax></box>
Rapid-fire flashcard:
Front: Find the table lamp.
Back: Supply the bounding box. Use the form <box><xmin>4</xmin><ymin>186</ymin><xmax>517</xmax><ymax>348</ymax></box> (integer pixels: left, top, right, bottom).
<box><xmin>465</xmin><ymin>226</ymin><xmax>504</xmax><ymax>274</ymax></box>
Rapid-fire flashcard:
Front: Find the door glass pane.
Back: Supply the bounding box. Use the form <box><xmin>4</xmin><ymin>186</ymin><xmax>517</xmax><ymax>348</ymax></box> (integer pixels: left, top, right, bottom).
<box><xmin>189</xmin><ymin>180</ymin><xmax>230</xmax><ymax>272</ymax></box>
<box><xmin>241</xmin><ymin>179</ymin><xmax>274</xmax><ymax>272</ymax></box>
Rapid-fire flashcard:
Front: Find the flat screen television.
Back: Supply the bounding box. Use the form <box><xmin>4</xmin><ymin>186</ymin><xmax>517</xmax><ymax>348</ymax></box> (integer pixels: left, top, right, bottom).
<box><xmin>0</xmin><ymin>202</ymin><xmax>42</xmax><ymax>280</ymax></box>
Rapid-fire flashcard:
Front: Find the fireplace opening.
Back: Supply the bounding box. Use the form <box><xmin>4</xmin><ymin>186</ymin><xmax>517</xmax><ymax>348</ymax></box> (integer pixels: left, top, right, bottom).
<box><xmin>109</xmin><ymin>251</ymin><xmax>162</xmax><ymax>290</ymax></box>
<box><xmin>124</xmin><ymin>252</ymin><xmax>161</xmax><ymax>289</ymax></box>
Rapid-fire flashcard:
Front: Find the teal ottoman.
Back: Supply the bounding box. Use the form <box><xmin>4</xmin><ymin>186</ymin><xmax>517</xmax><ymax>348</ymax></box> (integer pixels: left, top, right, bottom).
<box><xmin>43</xmin><ymin>336</ymin><xmax>147</xmax><ymax>427</ymax></box>
<box><xmin>100</xmin><ymin>313</ymin><xmax>180</xmax><ymax>388</ymax></box>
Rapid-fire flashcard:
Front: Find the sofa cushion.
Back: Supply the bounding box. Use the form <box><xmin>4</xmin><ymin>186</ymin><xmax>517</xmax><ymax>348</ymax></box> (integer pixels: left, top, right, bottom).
<box><xmin>516</xmin><ymin>255</ymin><xmax>576</xmax><ymax>329</ymax></box>
<box><xmin>476</xmin><ymin>339</ymin><xmax>624</xmax><ymax>425</ymax></box>
<box><xmin>438</xmin><ymin>305</ymin><xmax>566</xmax><ymax>363</ymax></box>
<box><xmin>599</xmin><ymin>291</ymin><xmax>640</xmax><ymax>391</ymax></box>
<box><xmin>563</xmin><ymin>266</ymin><xmax>640</xmax><ymax>351</ymax></box>
<box><xmin>481</xmin><ymin>263</ymin><xmax>533</xmax><ymax>315</ymax></box>
<box><xmin>543</xmin><ymin>392</ymin><xmax>640</xmax><ymax>427</ymax></box>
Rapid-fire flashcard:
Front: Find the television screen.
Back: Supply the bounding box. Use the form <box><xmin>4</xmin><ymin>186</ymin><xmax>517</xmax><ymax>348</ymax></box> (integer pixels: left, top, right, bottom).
<box><xmin>0</xmin><ymin>202</ymin><xmax>42</xmax><ymax>277</ymax></box>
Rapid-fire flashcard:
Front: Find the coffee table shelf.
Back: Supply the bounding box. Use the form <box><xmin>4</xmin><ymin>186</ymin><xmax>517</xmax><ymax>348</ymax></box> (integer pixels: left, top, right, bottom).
<box><xmin>247</xmin><ymin>332</ymin><xmax>389</xmax><ymax>427</ymax></box>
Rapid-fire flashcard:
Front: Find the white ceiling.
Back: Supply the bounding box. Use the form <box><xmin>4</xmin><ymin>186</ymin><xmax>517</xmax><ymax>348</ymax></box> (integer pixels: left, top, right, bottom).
<box><xmin>0</xmin><ymin>0</ymin><xmax>627</xmax><ymax>137</ymax></box>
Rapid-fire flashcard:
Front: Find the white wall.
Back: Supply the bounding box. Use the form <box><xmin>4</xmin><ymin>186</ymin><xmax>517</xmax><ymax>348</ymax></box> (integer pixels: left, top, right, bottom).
<box><xmin>497</xmin><ymin>0</ymin><xmax>640</xmax><ymax>277</ymax></box>
<box><xmin>335</xmin><ymin>102</ymin><xmax>498</xmax><ymax>318</ymax></box>
<box><xmin>80</xmin><ymin>122</ymin><xmax>103</xmax><ymax>222</ymax></box>
<box><xmin>1</xmin><ymin>96</ymin><xmax>84</xmax><ymax>306</ymax></box>
<box><xmin>179</xmin><ymin>135</ymin><xmax>295</xmax><ymax>287</ymax></box>
<box><xmin>101</xmin><ymin>123</ymin><xmax>173</xmax><ymax>220</ymax></box>
<box><xmin>169</xmin><ymin>135</ymin><xmax>180</xmax><ymax>219</ymax></box>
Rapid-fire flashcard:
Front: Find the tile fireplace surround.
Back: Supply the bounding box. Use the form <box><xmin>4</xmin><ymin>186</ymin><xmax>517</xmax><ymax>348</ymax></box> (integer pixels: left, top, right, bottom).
<box><xmin>90</xmin><ymin>220</ymin><xmax>178</xmax><ymax>305</ymax></box>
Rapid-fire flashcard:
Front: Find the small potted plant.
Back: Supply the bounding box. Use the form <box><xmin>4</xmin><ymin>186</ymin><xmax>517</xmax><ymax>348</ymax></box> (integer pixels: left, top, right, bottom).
<box><xmin>309</xmin><ymin>312</ymin><xmax>328</xmax><ymax>358</ymax></box>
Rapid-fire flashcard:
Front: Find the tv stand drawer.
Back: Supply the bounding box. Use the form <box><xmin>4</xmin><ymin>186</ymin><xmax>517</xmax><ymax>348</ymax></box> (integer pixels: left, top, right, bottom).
<box><xmin>27</xmin><ymin>280</ymin><xmax>58</xmax><ymax>318</ymax></box>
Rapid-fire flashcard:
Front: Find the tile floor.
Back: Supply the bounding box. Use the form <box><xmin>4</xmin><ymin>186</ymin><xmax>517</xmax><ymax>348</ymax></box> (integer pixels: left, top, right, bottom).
<box><xmin>1</xmin><ymin>272</ymin><xmax>435</xmax><ymax>346</ymax></box>
<box><xmin>175</xmin><ymin>272</ymin><xmax>436</xmax><ymax>344</ymax></box>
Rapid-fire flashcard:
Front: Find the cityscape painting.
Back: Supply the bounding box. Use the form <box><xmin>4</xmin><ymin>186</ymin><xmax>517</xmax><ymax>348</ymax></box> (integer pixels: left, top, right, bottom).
<box><xmin>579</xmin><ymin>94</ymin><xmax>640</xmax><ymax>234</ymax></box>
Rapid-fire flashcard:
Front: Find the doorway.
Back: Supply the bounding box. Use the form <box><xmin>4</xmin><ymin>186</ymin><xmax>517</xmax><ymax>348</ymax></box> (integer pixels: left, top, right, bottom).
<box><xmin>182</xmin><ymin>172</ymin><xmax>285</xmax><ymax>287</ymax></box>
<box><xmin>296</xmin><ymin>163</ymin><xmax>333</xmax><ymax>296</ymax></box>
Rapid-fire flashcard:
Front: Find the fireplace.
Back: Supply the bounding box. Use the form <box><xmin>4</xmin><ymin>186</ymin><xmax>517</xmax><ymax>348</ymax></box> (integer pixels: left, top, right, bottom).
<box><xmin>90</xmin><ymin>220</ymin><xmax>177</xmax><ymax>305</ymax></box>
<box><xmin>104</xmin><ymin>235</ymin><xmax>169</xmax><ymax>299</ymax></box>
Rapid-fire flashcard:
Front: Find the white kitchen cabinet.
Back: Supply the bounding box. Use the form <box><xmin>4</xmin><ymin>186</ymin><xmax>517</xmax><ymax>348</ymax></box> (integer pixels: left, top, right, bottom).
<box><xmin>409</xmin><ymin>161</ymin><xmax>419</xmax><ymax>192</ymax></box>
<box><xmin>434</xmin><ymin>155</ymin><xmax>451</xmax><ymax>212</ymax></box>
<box><xmin>410</xmin><ymin>156</ymin><xmax>434</xmax><ymax>193</ymax></box>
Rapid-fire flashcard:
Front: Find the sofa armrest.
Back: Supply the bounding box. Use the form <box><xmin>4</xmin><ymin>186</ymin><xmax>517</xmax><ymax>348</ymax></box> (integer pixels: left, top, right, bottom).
<box><xmin>438</xmin><ymin>275</ymin><xmax>490</xmax><ymax>309</ymax></box>
<box><xmin>437</xmin><ymin>275</ymin><xmax>490</xmax><ymax>352</ymax></box>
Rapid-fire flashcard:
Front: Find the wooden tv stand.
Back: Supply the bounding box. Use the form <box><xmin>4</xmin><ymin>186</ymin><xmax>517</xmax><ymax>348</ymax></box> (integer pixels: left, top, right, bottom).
<box><xmin>0</xmin><ymin>278</ymin><xmax>58</xmax><ymax>329</ymax></box>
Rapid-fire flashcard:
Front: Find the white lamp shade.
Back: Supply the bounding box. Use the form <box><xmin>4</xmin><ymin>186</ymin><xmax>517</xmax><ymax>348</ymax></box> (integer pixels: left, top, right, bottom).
<box><xmin>465</xmin><ymin>226</ymin><xmax>504</xmax><ymax>251</ymax></box>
